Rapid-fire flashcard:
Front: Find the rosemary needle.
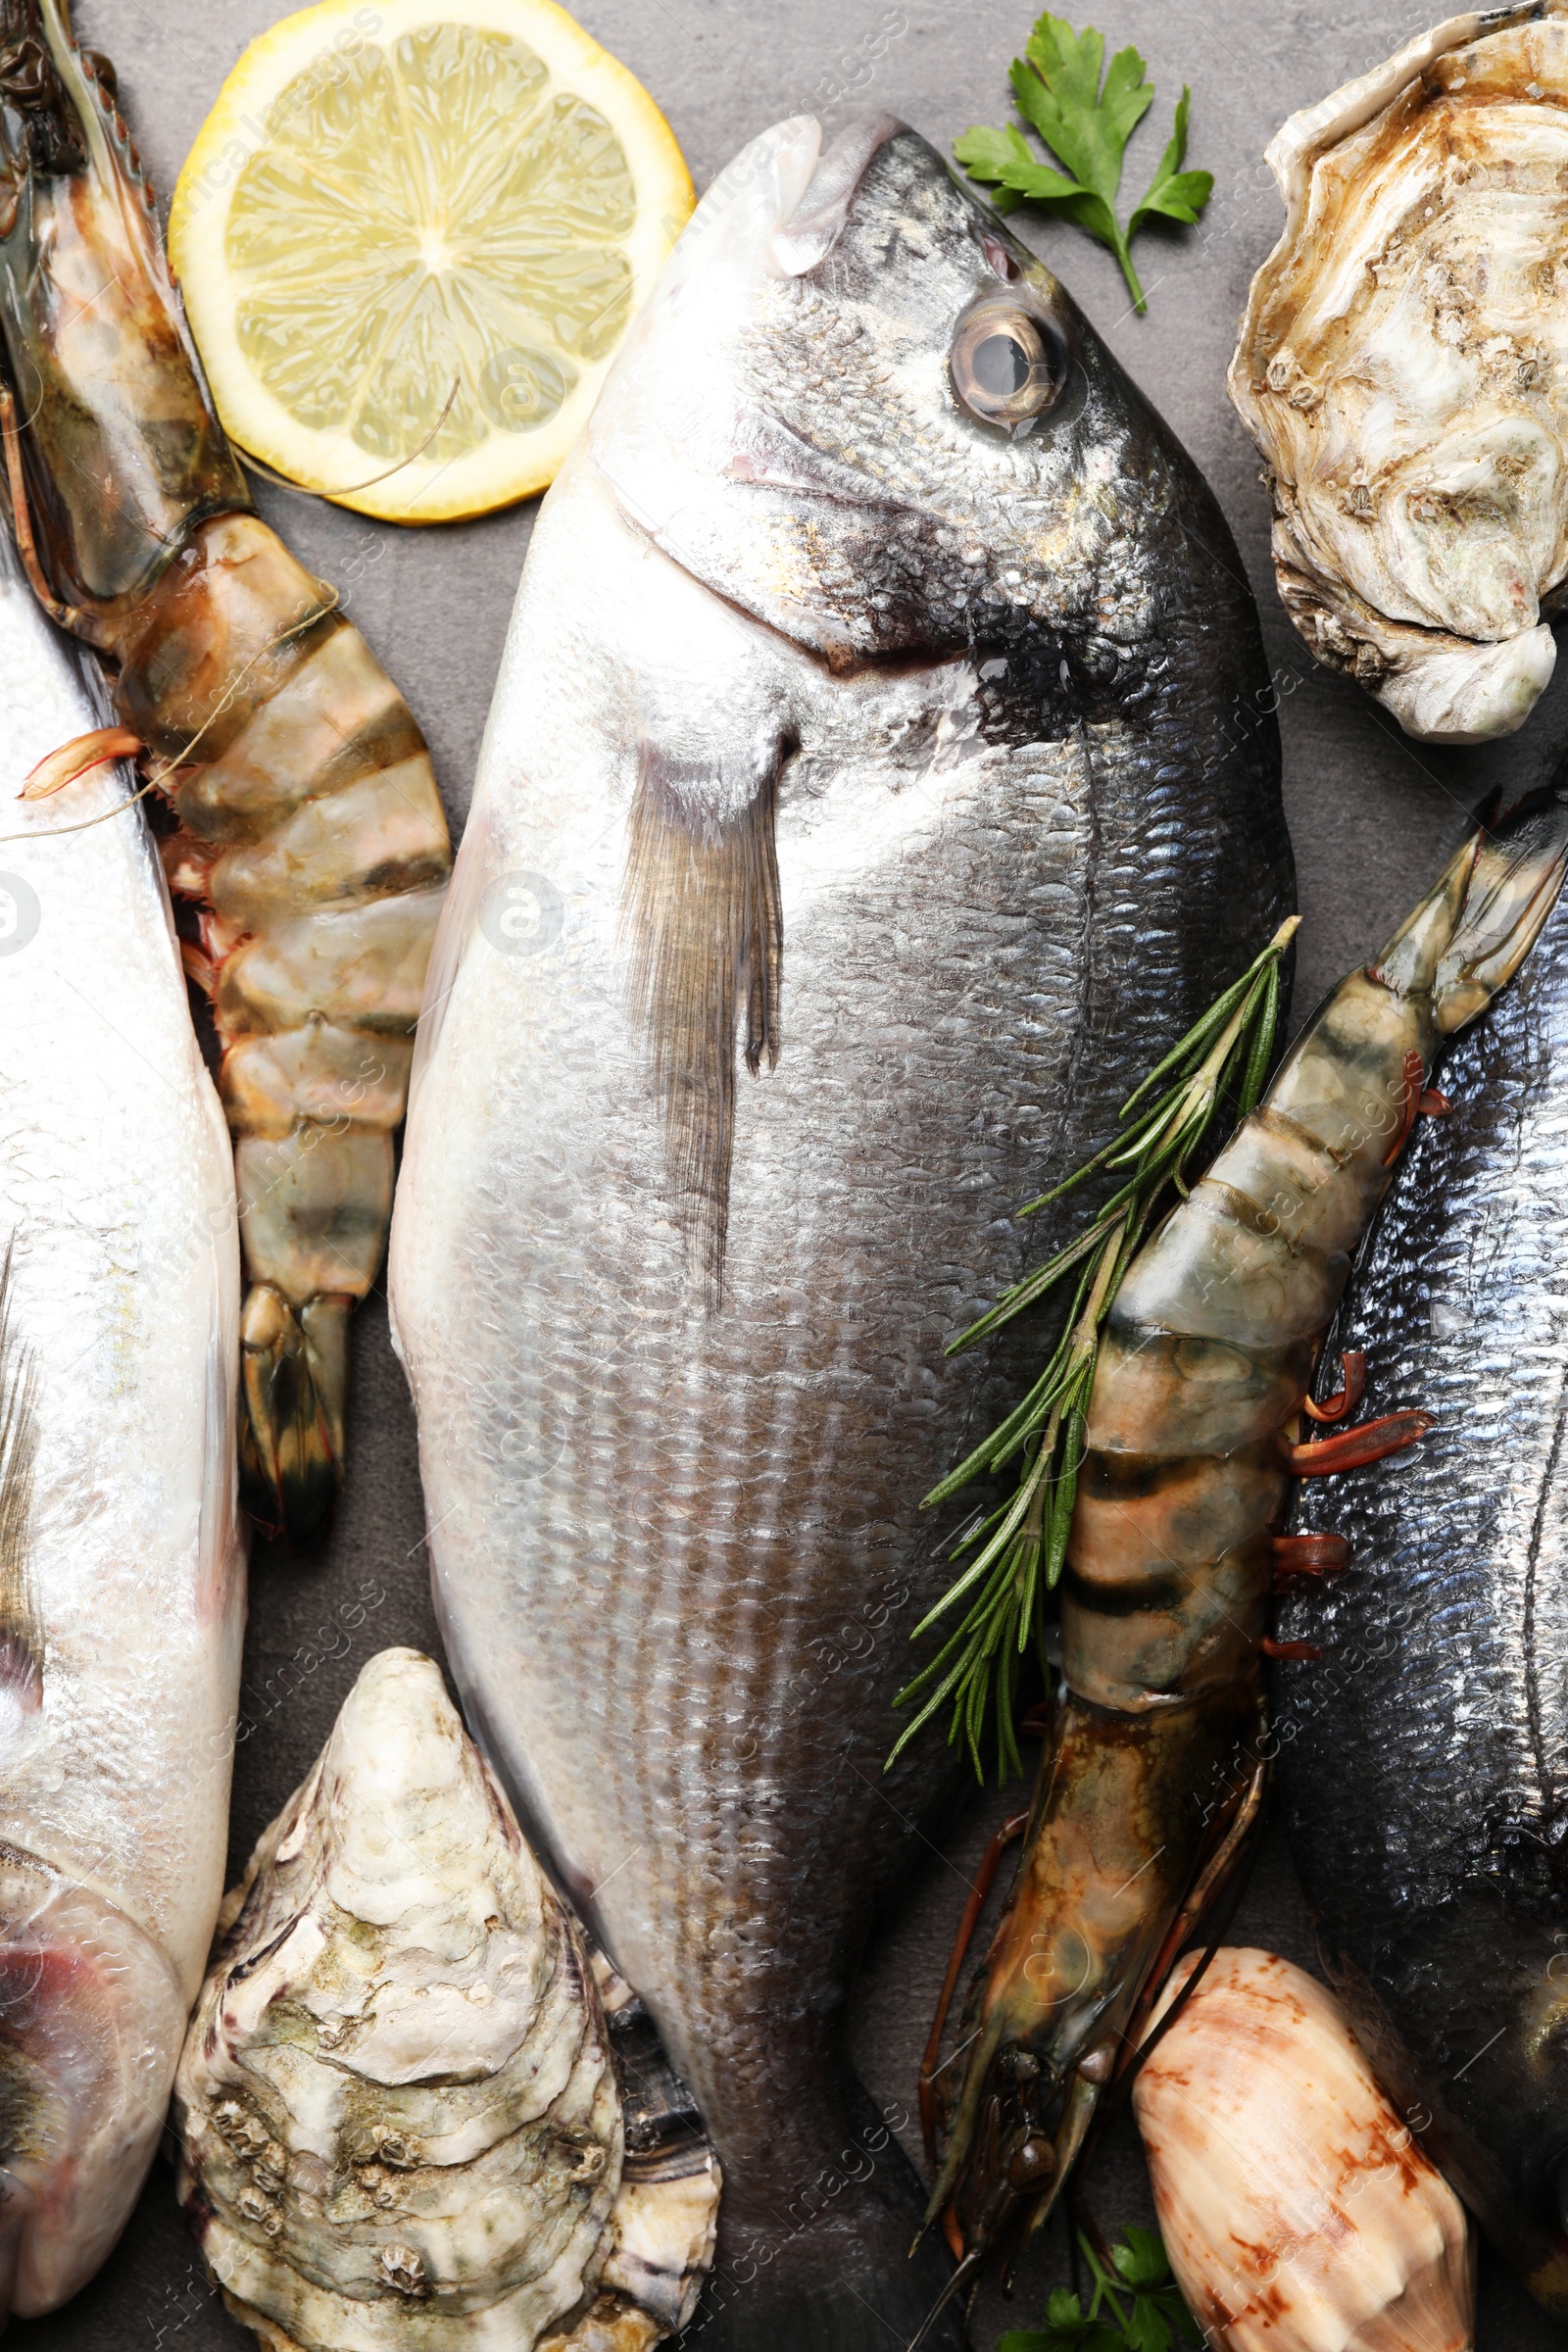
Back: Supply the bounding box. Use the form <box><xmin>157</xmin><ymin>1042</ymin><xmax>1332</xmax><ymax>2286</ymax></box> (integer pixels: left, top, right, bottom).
<box><xmin>890</xmin><ymin>915</ymin><xmax>1298</xmax><ymax>1784</ymax></box>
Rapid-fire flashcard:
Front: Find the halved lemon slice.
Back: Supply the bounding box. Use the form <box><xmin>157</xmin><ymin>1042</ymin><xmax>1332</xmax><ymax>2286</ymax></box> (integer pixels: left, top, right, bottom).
<box><xmin>171</xmin><ymin>0</ymin><xmax>693</xmax><ymax>521</ymax></box>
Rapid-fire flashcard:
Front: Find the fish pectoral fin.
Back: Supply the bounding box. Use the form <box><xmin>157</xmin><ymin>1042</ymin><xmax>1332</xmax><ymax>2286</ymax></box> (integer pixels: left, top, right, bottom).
<box><xmin>619</xmin><ymin>735</ymin><xmax>788</xmax><ymax>1300</ymax></box>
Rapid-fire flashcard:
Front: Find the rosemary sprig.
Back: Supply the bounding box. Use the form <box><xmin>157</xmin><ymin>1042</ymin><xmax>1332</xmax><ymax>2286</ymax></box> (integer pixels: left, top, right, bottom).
<box><xmin>890</xmin><ymin>915</ymin><xmax>1298</xmax><ymax>1783</ymax></box>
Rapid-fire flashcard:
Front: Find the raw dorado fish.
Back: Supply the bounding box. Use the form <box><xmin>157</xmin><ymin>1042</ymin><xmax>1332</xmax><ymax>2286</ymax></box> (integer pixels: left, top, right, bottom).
<box><xmin>0</xmin><ymin>534</ymin><xmax>243</xmax><ymax>2312</ymax></box>
<box><xmin>389</xmin><ymin>112</ymin><xmax>1293</xmax><ymax>2350</ymax></box>
<box><xmin>1277</xmin><ymin>790</ymin><xmax>1568</xmax><ymax>2313</ymax></box>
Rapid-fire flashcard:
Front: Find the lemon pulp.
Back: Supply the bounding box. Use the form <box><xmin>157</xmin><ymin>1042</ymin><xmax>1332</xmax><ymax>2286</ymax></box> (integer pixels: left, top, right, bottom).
<box><xmin>172</xmin><ymin>0</ymin><xmax>693</xmax><ymax>519</ymax></box>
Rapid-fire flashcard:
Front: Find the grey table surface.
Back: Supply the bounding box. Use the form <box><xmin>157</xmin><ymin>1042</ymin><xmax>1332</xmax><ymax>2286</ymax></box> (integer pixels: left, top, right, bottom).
<box><xmin>24</xmin><ymin>0</ymin><xmax>1568</xmax><ymax>2345</ymax></box>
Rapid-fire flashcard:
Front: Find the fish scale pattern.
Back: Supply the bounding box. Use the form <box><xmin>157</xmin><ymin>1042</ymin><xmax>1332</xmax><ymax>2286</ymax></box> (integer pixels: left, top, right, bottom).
<box><xmin>392</xmin><ymin>115</ymin><xmax>1291</xmax><ymax>2348</ymax></box>
<box><xmin>1280</xmin><ymin>881</ymin><xmax>1568</xmax><ymax>2284</ymax></box>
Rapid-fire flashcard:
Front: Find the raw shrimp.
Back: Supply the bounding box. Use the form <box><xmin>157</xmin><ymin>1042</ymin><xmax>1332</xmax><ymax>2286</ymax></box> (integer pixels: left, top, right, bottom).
<box><xmin>0</xmin><ymin>0</ymin><xmax>451</xmax><ymax>1545</ymax></box>
<box><xmin>914</xmin><ymin>779</ymin><xmax>1568</xmax><ymax>2330</ymax></box>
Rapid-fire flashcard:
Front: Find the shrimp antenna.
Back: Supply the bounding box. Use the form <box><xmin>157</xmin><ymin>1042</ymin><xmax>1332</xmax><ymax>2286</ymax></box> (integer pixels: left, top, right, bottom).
<box><xmin>233</xmin><ymin>377</ymin><xmax>462</xmax><ymax>502</ymax></box>
<box><xmin>904</xmin><ymin>2244</ymin><xmax>984</xmax><ymax>2352</ymax></box>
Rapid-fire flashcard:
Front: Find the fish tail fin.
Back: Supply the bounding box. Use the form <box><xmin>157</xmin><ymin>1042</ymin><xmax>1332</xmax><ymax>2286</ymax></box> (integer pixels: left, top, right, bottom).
<box><xmin>691</xmin><ymin>2085</ymin><xmax>968</xmax><ymax>2351</ymax></box>
<box><xmin>0</xmin><ymin>1852</ymin><xmax>186</xmax><ymax>2317</ymax></box>
<box><xmin>1373</xmin><ymin>778</ymin><xmax>1568</xmax><ymax>1034</ymax></box>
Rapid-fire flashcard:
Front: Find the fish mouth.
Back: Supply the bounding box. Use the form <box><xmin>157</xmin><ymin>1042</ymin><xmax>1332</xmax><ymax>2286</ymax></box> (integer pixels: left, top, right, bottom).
<box><xmin>0</xmin><ymin>1849</ymin><xmax>187</xmax><ymax>2318</ymax></box>
<box><xmin>767</xmin><ymin>112</ymin><xmax>908</xmax><ymax>276</ymax></box>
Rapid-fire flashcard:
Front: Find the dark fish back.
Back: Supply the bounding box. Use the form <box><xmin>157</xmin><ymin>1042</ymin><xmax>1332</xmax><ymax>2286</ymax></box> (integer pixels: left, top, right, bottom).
<box><xmin>1278</xmin><ymin>884</ymin><xmax>1568</xmax><ymax>2299</ymax></box>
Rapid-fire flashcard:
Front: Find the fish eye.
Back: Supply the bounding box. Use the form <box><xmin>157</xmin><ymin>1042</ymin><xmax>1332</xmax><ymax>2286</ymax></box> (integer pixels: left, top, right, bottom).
<box><xmin>950</xmin><ymin>298</ymin><xmax>1067</xmax><ymax>429</ymax></box>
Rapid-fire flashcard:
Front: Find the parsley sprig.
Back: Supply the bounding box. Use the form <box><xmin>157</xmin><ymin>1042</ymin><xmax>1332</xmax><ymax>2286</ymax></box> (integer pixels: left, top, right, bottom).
<box><xmin>1000</xmin><ymin>2227</ymin><xmax>1201</xmax><ymax>2352</ymax></box>
<box><xmin>955</xmin><ymin>15</ymin><xmax>1213</xmax><ymax>314</ymax></box>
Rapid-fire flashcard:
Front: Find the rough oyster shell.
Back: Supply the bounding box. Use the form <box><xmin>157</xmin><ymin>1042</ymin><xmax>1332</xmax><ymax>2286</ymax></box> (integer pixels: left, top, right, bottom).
<box><xmin>173</xmin><ymin>1648</ymin><xmax>718</xmax><ymax>2351</ymax></box>
<box><xmin>1230</xmin><ymin>5</ymin><xmax>1568</xmax><ymax>742</ymax></box>
<box><xmin>1134</xmin><ymin>1947</ymin><xmax>1473</xmax><ymax>2352</ymax></box>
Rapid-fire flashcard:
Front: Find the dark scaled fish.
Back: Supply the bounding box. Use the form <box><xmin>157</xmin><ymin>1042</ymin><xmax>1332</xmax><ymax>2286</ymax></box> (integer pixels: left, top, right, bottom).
<box><xmin>390</xmin><ymin>111</ymin><xmax>1293</xmax><ymax>2352</ymax></box>
<box><xmin>1278</xmin><ymin>774</ymin><xmax>1568</xmax><ymax>2317</ymax></box>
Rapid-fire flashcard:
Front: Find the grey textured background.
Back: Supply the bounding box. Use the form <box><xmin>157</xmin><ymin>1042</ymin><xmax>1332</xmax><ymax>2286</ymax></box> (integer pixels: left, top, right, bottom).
<box><xmin>27</xmin><ymin>0</ymin><xmax>1568</xmax><ymax>2345</ymax></box>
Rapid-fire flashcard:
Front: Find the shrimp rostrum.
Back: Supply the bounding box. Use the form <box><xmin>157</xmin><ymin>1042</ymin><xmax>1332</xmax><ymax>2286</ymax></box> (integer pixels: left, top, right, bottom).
<box><xmin>916</xmin><ymin>781</ymin><xmax>1568</xmax><ymax>2321</ymax></box>
<box><xmin>0</xmin><ymin>0</ymin><xmax>451</xmax><ymax>1545</ymax></box>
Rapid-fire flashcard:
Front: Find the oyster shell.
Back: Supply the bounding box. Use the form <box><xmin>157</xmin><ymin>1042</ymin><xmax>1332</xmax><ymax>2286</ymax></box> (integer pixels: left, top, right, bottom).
<box><xmin>173</xmin><ymin>1648</ymin><xmax>718</xmax><ymax>2351</ymax></box>
<box><xmin>1231</xmin><ymin>5</ymin><xmax>1568</xmax><ymax>742</ymax></box>
<box><xmin>1133</xmin><ymin>1947</ymin><xmax>1473</xmax><ymax>2352</ymax></box>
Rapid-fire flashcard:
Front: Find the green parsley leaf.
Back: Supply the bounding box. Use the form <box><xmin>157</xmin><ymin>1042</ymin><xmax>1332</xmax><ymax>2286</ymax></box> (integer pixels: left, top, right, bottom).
<box><xmin>1129</xmin><ymin>87</ymin><xmax>1214</xmax><ymax>234</ymax></box>
<box><xmin>1124</xmin><ymin>2297</ymin><xmax>1172</xmax><ymax>2352</ymax></box>
<box><xmin>1113</xmin><ymin>2227</ymin><xmax>1172</xmax><ymax>2291</ymax></box>
<box><xmin>1000</xmin><ymin>2229</ymin><xmax>1202</xmax><ymax>2352</ymax></box>
<box><xmin>954</xmin><ymin>13</ymin><xmax>1214</xmax><ymax>313</ymax></box>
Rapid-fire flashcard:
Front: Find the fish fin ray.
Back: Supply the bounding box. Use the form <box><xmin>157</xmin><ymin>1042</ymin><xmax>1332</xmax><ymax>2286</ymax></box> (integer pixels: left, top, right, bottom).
<box><xmin>620</xmin><ymin>742</ymin><xmax>785</xmax><ymax>1301</ymax></box>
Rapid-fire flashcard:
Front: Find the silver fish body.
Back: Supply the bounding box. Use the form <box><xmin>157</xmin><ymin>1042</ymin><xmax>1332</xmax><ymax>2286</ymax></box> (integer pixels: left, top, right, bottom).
<box><xmin>0</xmin><ymin>538</ymin><xmax>243</xmax><ymax>2313</ymax></box>
<box><xmin>390</xmin><ymin>113</ymin><xmax>1292</xmax><ymax>2348</ymax></box>
<box><xmin>1277</xmin><ymin>853</ymin><xmax>1568</xmax><ymax>2316</ymax></box>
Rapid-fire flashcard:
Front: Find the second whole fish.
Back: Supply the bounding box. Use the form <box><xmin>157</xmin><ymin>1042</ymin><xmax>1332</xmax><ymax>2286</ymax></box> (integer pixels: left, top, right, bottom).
<box><xmin>1278</xmin><ymin>777</ymin><xmax>1568</xmax><ymax>2315</ymax></box>
<box><xmin>389</xmin><ymin>111</ymin><xmax>1292</xmax><ymax>2350</ymax></box>
<box><xmin>0</xmin><ymin>531</ymin><xmax>243</xmax><ymax>2314</ymax></box>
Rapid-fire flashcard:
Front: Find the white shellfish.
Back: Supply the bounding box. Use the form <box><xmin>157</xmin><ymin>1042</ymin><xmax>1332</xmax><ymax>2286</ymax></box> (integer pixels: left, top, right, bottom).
<box><xmin>173</xmin><ymin>1648</ymin><xmax>718</xmax><ymax>2352</ymax></box>
<box><xmin>1231</xmin><ymin>4</ymin><xmax>1568</xmax><ymax>743</ymax></box>
<box><xmin>1133</xmin><ymin>1947</ymin><xmax>1474</xmax><ymax>2352</ymax></box>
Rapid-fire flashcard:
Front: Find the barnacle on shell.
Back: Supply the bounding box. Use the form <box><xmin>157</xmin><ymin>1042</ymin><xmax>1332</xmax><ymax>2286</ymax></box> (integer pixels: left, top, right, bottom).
<box><xmin>173</xmin><ymin>1648</ymin><xmax>718</xmax><ymax>2351</ymax></box>
<box><xmin>1231</xmin><ymin>6</ymin><xmax>1568</xmax><ymax>743</ymax></box>
<box><xmin>1134</xmin><ymin>1948</ymin><xmax>1473</xmax><ymax>2352</ymax></box>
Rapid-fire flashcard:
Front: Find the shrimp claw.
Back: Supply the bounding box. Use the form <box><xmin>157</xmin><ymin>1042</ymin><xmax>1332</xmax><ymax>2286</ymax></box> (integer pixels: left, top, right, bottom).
<box><xmin>20</xmin><ymin>727</ymin><xmax>141</xmax><ymax>801</ymax></box>
<box><xmin>919</xmin><ymin>1811</ymin><xmax>1028</xmax><ymax>2165</ymax></box>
